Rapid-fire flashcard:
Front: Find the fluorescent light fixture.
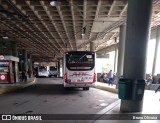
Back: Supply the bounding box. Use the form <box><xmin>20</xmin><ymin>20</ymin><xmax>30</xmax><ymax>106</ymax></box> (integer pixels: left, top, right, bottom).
<box><xmin>81</xmin><ymin>26</ymin><xmax>86</xmax><ymax>36</ymax></box>
<box><xmin>2</xmin><ymin>36</ymin><xmax>8</xmax><ymax>39</ymax></box>
<box><xmin>50</xmin><ymin>0</ymin><xmax>60</xmax><ymax>6</ymax></box>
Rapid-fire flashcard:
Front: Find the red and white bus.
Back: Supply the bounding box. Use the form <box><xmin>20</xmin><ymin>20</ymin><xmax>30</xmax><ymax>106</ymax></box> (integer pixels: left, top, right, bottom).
<box><xmin>63</xmin><ymin>51</ymin><xmax>96</xmax><ymax>90</ymax></box>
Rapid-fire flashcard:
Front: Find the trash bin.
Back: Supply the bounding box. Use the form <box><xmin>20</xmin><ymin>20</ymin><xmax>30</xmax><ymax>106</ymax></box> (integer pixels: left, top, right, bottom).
<box><xmin>132</xmin><ymin>79</ymin><xmax>145</xmax><ymax>101</ymax></box>
<box><xmin>118</xmin><ymin>78</ymin><xmax>133</xmax><ymax>100</ymax></box>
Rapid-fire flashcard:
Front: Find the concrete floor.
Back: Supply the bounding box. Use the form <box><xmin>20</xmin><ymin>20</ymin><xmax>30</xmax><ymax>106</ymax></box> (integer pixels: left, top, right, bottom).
<box><xmin>0</xmin><ymin>78</ymin><xmax>159</xmax><ymax>123</ymax></box>
<box><xmin>0</xmin><ymin>78</ymin><xmax>118</xmax><ymax>122</ymax></box>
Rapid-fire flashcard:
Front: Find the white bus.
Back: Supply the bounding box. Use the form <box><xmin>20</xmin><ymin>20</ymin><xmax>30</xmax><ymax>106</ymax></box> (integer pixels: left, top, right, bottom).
<box><xmin>35</xmin><ymin>66</ymin><xmax>49</xmax><ymax>77</ymax></box>
<box><xmin>63</xmin><ymin>51</ymin><xmax>96</xmax><ymax>90</ymax></box>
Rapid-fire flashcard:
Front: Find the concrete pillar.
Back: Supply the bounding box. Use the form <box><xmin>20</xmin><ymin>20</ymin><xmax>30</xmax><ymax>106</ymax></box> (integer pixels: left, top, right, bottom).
<box><xmin>22</xmin><ymin>49</ymin><xmax>28</xmax><ymax>72</ymax></box>
<box><xmin>90</xmin><ymin>41</ymin><xmax>95</xmax><ymax>52</ymax></box>
<box><xmin>11</xmin><ymin>41</ymin><xmax>18</xmax><ymax>57</ymax></box>
<box><xmin>62</xmin><ymin>58</ymin><xmax>64</xmax><ymax>77</ymax></box>
<box><xmin>19</xmin><ymin>59</ymin><xmax>23</xmax><ymax>72</ymax></box>
<box><xmin>116</xmin><ymin>24</ymin><xmax>126</xmax><ymax>88</ymax></box>
<box><xmin>114</xmin><ymin>38</ymin><xmax>118</xmax><ymax>73</ymax></box>
<box><xmin>152</xmin><ymin>26</ymin><xmax>160</xmax><ymax>76</ymax></box>
<box><xmin>18</xmin><ymin>51</ymin><xmax>23</xmax><ymax>72</ymax></box>
<box><xmin>120</xmin><ymin>0</ymin><xmax>153</xmax><ymax>112</ymax></box>
<box><xmin>28</xmin><ymin>54</ymin><xmax>32</xmax><ymax>78</ymax></box>
<box><xmin>57</xmin><ymin>60</ymin><xmax>60</xmax><ymax>77</ymax></box>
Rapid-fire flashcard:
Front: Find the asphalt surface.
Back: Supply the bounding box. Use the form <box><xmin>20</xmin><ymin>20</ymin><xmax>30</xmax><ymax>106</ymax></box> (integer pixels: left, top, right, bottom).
<box><xmin>0</xmin><ymin>78</ymin><xmax>119</xmax><ymax>122</ymax></box>
<box><xmin>0</xmin><ymin>78</ymin><xmax>160</xmax><ymax>123</ymax></box>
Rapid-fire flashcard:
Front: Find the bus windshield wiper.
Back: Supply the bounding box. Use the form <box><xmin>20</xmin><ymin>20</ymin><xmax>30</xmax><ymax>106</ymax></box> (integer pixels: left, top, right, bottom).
<box><xmin>76</xmin><ymin>54</ymin><xmax>86</xmax><ymax>63</ymax></box>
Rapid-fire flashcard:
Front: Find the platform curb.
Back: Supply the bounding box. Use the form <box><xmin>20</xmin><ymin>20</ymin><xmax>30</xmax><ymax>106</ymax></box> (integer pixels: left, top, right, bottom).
<box><xmin>96</xmin><ymin>85</ymin><xmax>118</xmax><ymax>94</ymax></box>
<box><xmin>0</xmin><ymin>78</ymin><xmax>36</xmax><ymax>94</ymax></box>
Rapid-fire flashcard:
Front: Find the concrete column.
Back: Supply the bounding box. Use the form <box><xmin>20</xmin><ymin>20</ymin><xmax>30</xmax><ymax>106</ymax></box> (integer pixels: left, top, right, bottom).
<box><xmin>115</xmin><ymin>24</ymin><xmax>126</xmax><ymax>88</ymax></box>
<box><xmin>22</xmin><ymin>49</ymin><xmax>28</xmax><ymax>71</ymax></box>
<box><xmin>90</xmin><ymin>41</ymin><xmax>95</xmax><ymax>52</ymax></box>
<box><xmin>28</xmin><ymin>54</ymin><xmax>32</xmax><ymax>78</ymax></box>
<box><xmin>152</xmin><ymin>26</ymin><xmax>160</xmax><ymax>76</ymax></box>
<box><xmin>57</xmin><ymin>60</ymin><xmax>60</xmax><ymax>77</ymax></box>
<box><xmin>19</xmin><ymin>60</ymin><xmax>23</xmax><ymax>72</ymax></box>
<box><xmin>120</xmin><ymin>0</ymin><xmax>153</xmax><ymax>112</ymax></box>
<box><xmin>12</xmin><ymin>41</ymin><xmax>18</xmax><ymax>57</ymax></box>
<box><xmin>114</xmin><ymin>38</ymin><xmax>118</xmax><ymax>73</ymax></box>
<box><xmin>59</xmin><ymin>59</ymin><xmax>63</xmax><ymax>77</ymax></box>
<box><xmin>62</xmin><ymin>58</ymin><xmax>64</xmax><ymax>77</ymax></box>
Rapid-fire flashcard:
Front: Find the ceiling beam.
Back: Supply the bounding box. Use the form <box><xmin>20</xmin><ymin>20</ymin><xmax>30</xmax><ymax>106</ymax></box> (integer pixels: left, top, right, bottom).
<box><xmin>56</xmin><ymin>5</ymin><xmax>74</xmax><ymax>51</ymax></box>
<box><xmin>82</xmin><ymin>0</ymin><xmax>87</xmax><ymax>40</ymax></box>
<box><xmin>108</xmin><ymin>1</ymin><xmax>116</xmax><ymax>17</ymax></box>
<box><xmin>11</xmin><ymin>0</ymin><xmax>57</xmax><ymax>54</ymax></box>
<box><xmin>89</xmin><ymin>0</ymin><xmax>101</xmax><ymax>39</ymax></box>
<box><xmin>120</xmin><ymin>3</ymin><xmax>128</xmax><ymax>17</ymax></box>
<box><xmin>40</xmin><ymin>1</ymin><xmax>67</xmax><ymax>52</ymax></box>
<box><xmin>25</xmin><ymin>1</ymin><xmax>63</xmax><ymax>55</ymax></box>
<box><xmin>70</xmin><ymin>0</ymin><xmax>77</xmax><ymax>49</ymax></box>
<box><xmin>0</xmin><ymin>16</ymin><xmax>46</xmax><ymax>53</ymax></box>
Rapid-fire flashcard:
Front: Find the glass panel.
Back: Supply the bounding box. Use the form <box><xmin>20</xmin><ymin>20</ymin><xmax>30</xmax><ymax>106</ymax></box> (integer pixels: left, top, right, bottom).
<box><xmin>66</xmin><ymin>51</ymin><xmax>95</xmax><ymax>70</ymax></box>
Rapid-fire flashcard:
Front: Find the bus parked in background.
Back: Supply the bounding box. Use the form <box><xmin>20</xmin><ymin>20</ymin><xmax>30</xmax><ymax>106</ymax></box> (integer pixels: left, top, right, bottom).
<box><xmin>49</xmin><ymin>66</ymin><xmax>58</xmax><ymax>78</ymax></box>
<box><xmin>35</xmin><ymin>66</ymin><xmax>49</xmax><ymax>77</ymax></box>
<box><xmin>63</xmin><ymin>51</ymin><xmax>96</xmax><ymax>90</ymax></box>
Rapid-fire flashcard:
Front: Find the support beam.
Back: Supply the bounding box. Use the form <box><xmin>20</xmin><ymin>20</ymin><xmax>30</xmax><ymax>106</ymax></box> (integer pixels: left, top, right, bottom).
<box><xmin>28</xmin><ymin>54</ymin><xmax>32</xmax><ymax>78</ymax></box>
<box><xmin>26</xmin><ymin>1</ymin><xmax>64</xmax><ymax>55</ymax></box>
<box><xmin>120</xmin><ymin>4</ymin><xmax>128</xmax><ymax>17</ymax></box>
<box><xmin>120</xmin><ymin>0</ymin><xmax>153</xmax><ymax>112</ymax></box>
<box><xmin>108</xmin><ymin>1</ymin><xmax>116</xmax><ymax>17</ymax></box>
<box><xmin>90</xmin><ymin>41</ymin><xmax>95</xmax><ymax>52</ymax></box>
<box><xmin>82</xmin><ymin>0</ymin><xmax>87</xmax><ymax>40</ymax></box>
<box><xmin>70</xmin><ymin>0</ymin><xmax>77</xmax><ymax>50</ymax></box>
<box><xmin>113</xmin><ymin>38</ymin><xmax>118</xmax><ymax>73</ymax></box>
<box><xmin>22</xmin><ymin>49</ymin><xmax>28</xmax><ymax>72</ymax></box>
<box><xmin>152</xmin><ymin>26</ymin><xmax>160</xmax><ymax>76</ymax></box>
<box><xmin>11</xmin><ymin>41</ymin><xmax>18</xmax><ymax>57</ymax></box>
<box><xmin>116</xmin><ymin>24</ymin><xmax>126</xmax><ymax>88</ymax></box>
<box><xmin>89</xmin><ymin>0</ymin><xmax>101</xmax><ymax>39</ymax></box>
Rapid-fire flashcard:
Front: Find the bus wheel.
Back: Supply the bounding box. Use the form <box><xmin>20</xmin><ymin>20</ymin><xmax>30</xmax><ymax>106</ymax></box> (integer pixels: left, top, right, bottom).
<box><xmin>64</xmin><ymin>87</ymin><xmax>69</xmax><ymax>90</ymax></box>
<box><xmin>83</xmin><ymin>87</ymin><xmax>89</xmax><ymax>90</ymax></box>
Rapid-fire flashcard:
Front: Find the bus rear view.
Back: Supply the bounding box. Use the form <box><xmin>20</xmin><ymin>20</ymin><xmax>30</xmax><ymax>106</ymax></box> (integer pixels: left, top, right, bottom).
<box><xmin>63</xmin><ymin>51</ymin><xmax>96</xmax><ymax>90</ymax></box>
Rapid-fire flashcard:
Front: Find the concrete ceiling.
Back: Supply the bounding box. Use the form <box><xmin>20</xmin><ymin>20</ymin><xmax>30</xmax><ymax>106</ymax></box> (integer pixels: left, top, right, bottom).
<box><xmin>0</xmin><ymin>0</ymin><xmax>160</xmax><ymax>61</ymax></box>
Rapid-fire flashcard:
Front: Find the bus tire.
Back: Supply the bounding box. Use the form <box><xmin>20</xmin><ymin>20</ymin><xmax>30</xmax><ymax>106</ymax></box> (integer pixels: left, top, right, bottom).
<box><xmin>64</xmin><ymin>87</ymin><xmax>69</xmax><ymax>90</ymax></box>
<box><xmin>83</xmin><ymin>87</ymin><xmax>89</xmax><ymax>90</ymax></box>
<box><xmin>86</xmin><ymin>87</ymin><xmax>89</xmax><ymax>90</ymax></box>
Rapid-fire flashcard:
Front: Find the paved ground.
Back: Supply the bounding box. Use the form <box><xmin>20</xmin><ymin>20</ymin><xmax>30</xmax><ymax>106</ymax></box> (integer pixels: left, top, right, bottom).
<box><xmin>0</xmin><ymin>78</ymin><xmax>160</xmax><ymax>123</ymax></box>
<box><xmin>0</xmin><ymin>78</ymin><xmax>119</xmax><ymax>121</ymax></box>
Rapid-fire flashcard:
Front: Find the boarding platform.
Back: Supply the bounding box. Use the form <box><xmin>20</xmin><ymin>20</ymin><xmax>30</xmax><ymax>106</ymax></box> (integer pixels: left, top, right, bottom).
<box><xmin>0</xmin><ymin>77</ymin><xmax>36</xmax><ymax>94</ymax></box>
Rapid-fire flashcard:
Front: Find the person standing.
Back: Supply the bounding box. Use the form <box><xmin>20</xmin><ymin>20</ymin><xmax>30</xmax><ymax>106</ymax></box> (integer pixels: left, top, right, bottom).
<box><xmin>24</xmin><ymin>70</ymin><xmax>27</xmax><ymax>82</ymax></box>
<box><xmin>108</xmin><ymin>70</ymin><xmax>113</xmax><ymax>86</ymax></box>
<box><xmin>22</xmin><ymin>70</ymin><xmax>25</xmax><ymax>82</ymax></box>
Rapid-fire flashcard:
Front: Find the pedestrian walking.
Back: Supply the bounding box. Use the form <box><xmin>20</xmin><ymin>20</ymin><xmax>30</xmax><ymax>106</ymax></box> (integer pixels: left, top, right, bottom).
<box><xmin>108</xmin><ymin>70</ymin><xmax>113</xmax><ymax>86</ymax></box>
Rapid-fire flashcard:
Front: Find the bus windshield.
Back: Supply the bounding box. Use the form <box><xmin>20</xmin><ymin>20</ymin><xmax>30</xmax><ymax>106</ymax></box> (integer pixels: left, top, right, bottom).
<box><xmin>39</xmin><ymin>66</ymin><xmax>47</xmax><ymax>72</ymax></box>
<box><xmin>49</xmin><ymin>66</ymin><xmax>57</xmax><ymax>71</ymax></box>
<box><xmin>66</xmin><ymin>51</ymin><xmax>95</xmax><ymax>70</ymax></box>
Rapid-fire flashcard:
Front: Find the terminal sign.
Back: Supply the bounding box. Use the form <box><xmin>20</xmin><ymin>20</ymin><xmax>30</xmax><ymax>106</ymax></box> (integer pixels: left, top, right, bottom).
<box><xmin>0</xmin><ymin>75</ymin><xmax>5</xmax><ymax>80</ymax></box>
<box><xmin>0</xmin><ymin>55</ymin><xmax>4</xmax><ymax>60</ymax></box>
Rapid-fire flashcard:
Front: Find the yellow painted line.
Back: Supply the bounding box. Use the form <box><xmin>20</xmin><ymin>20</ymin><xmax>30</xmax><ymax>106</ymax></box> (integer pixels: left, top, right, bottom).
<box><xmin>0</xmin><ymin>78</ymin><xmax>36</xmax><ymax>94</ymax></box>
<box><xmin>96</xmin><ymin>85</ymin><xmax>118</xmax><ymax>94</ymax></box>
